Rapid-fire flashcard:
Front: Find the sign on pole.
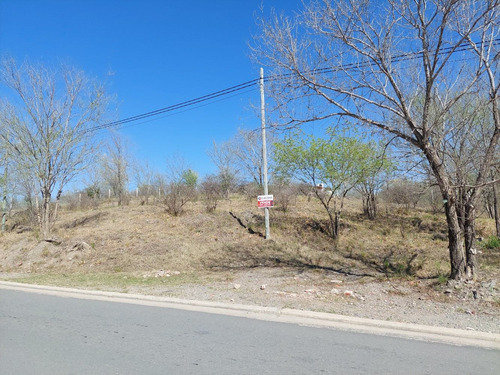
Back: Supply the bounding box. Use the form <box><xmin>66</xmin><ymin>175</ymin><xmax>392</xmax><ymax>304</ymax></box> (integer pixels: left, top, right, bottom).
<box><xmin>257</xmin><ymin>194</ymin><xmax>274</xmax><ymax>208</ymax></box>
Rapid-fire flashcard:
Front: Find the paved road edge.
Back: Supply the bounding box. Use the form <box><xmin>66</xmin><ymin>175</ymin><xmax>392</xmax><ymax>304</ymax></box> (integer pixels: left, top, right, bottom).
<box><xmin>1</xmin><ymin>280</ymin><xmax>499</xmax><ymax>350</ymax></box>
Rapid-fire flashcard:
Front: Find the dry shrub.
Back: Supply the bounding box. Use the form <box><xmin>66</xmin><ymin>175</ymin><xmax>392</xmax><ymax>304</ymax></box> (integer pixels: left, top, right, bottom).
<box><xmin>200</xmin><ymin>175</ymin><xmax>222</xmax><ymax>213</ymax></box>
<box><xmin>240</xmin><ymin>182</ymin><xmax>262</xmax><ymax>201</ymax></box>
<box><xmin>163</xmin><ymin>182</ymin><xmax>195</xmax><ymax>216</ymax></box>
<box><xmin>271</xmin><ymin>182</ymin><xmax>299</xmax><ymax>213</ymax></box>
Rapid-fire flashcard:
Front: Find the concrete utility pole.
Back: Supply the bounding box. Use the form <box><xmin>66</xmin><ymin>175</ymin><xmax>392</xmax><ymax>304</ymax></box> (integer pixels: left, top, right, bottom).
<box><xmin>1</xmin><ymin>191</ymin><xmax>6</xmax><ymax>233</ymax></box>
<box><xmin>1</xmin><ymin>145</ymin><xmax>8</xmax><ymax>233</ymax></box>
<box><xmin>260</xmin><ymin>67</ymin><xmax>271</xmax><ymax>240</ymax></box>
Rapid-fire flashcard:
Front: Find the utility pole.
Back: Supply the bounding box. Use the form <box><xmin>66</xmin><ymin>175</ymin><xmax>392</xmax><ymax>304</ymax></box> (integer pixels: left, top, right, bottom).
<box><xmin>1</xmin><ymin>187</ymin><xmax>6</xmax><ymax>233</ymax></box>
<box><xmin>1</xmin><ymin>136</ymin><xmax>8</xmax><ymax>233</ymax></box>
<box><xmin>260</xmin><ymin>67</ymin><xmax>271</xmax><ymax>240</ymax></box>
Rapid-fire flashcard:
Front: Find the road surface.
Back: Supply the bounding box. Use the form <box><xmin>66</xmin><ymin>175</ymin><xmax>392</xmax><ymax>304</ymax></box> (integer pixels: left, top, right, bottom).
<box><xmin>0</xmin><ymin>287</ymin><xmax>499</xmax><ymax>374</ymax></box>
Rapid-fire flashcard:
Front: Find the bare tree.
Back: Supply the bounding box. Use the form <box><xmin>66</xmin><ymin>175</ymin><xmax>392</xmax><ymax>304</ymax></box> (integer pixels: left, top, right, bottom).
<box><xmin>162</xmin><ymin>156</ymin><xmax>197</xmax><ymax>216</ymax></box>
<box><xmin>211</xmin><ymin>128</ymin><xmax>274</xmax><ymax>186</ymax></box>
<box><xmin>254</xmin><ymin>0</ymin><xmax>500</xmax><ymax>280</ymax></box>
<box><xmin>200</xmin><ymin>174</ymin><xmax>223</xmax><ymax>213</ymax></box>
<box><xmin>0</xmin><ymin>59</ymin><xmax>108</xmax><ymax>237</ymax></box>
<box><xmin>207</xmin><ymin>140</ymin><xmax>239</xmax><ymax>197</ymax></box>
<box><xmin>100</xmin><ymin>132</ymin><xmax>130</xmax><ymax>206</ymax></box>
<box><xmin>355</xmin><ymin>141</ymin><xmax>394</xmax><ymax>219</ymax></box>
<box><xmin>134</xmin><ymin>160</ymin><xmax>155</xmax><ymax>205</ymax></box>
<box><xmin>381</xmin><ymin>178</ymin><xmax>424</xmax><ymax>210</ymax></box>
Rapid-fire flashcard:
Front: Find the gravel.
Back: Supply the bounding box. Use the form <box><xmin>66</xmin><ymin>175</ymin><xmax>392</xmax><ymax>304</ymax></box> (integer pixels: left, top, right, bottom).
<box><xmin>129</xmin><ymin>267</ymin><xmax>500</xmax><ymax>334</ymax></box>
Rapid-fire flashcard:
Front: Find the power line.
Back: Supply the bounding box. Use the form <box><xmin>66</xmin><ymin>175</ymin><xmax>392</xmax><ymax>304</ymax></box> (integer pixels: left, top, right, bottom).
<box><xmin>109</xmin><ymin>87</ymin><xmax>258</xmax><ymax>133</ymax></box>
<box><xmin>265</xmin><ymin>38</ymin><xmax>500</xmax><ymax>82</ymax></box>
<box><xmin>85</xmin><ymin>38</ymin><xmax>499</xmax><ymax>134</ymax></box>
<box><xmin>85</xmin><ymin>79</ymin><xmax>259</xmax><ymax>133</ymax></box>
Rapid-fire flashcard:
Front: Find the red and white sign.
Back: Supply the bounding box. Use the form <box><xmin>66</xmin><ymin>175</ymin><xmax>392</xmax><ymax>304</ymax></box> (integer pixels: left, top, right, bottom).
<box><xmin>257</xmin><ymin>194</ymin><xmax>274</xmax><ymax>208</ymax></box>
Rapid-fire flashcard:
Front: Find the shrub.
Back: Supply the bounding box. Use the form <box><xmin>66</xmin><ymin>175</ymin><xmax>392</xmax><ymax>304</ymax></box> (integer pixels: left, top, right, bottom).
<box><xmin>163</xmin><ymin>182</ymin><xmax>195</xmax><ymax>216</ymax></box>
<box><xmin>200</xmin><ymin>175</ymin><xmax>222</xmax><ymax>213</ymax></box>
<box><xmin>483</xmin><ymin>236</ymin><xmax>500</xmax><ymax>249</ymax></box>
<box><xmin>271</xmin><ymin>181</ymin><xmax>298</xmax><ymax>213</ymax></box>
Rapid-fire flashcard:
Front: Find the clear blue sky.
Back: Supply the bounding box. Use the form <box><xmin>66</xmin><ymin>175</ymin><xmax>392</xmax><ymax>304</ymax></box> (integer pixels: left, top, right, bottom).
<box><xmin>0</xmin><ymin>0</ymin><xmax>302</xmax><ymax>179</ymax></box>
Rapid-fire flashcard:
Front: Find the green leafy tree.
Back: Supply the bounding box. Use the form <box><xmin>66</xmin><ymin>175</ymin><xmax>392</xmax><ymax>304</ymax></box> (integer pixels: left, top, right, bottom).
<box><xmin>181</xmin><ymin>169</ymin><xmax>198</xmax><ymax>188</ymax></box>
<box><xmin>275</xmin><ymin>128</ymin><xmax>382</xmax><ymax>239</ymax></box>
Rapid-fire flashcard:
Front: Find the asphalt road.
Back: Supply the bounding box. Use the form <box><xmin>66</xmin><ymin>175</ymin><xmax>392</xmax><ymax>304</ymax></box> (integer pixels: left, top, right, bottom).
<box><xmin>1</xmin><ymin>288</ymin><xmax>499</xmax><ymax>374</ymax></box>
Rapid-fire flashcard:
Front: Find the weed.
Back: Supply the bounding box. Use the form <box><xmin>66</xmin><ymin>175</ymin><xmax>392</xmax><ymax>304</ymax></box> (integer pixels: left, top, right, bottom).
<box><xmin>380</xmin><ymin>227</ymin><xmax>391</xmax><ymax>236</ymax></box>
<box><xmin>483</xmin><ymin>236</ymin><xmax>500</xmax><ymax>249</ymax></box>
<box><xmin>437</xmin><ymin>274</ymin><xmax>448</xmax><ymax>284</ymax></box>
<box><xmin>41</xmin><ymin>247</ymin><xmax>50</xmax><ymax>257</ymax></box>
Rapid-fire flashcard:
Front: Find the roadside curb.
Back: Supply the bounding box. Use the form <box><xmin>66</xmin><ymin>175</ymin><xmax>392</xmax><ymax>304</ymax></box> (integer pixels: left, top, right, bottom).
<box><xmin>1</xmin><ymin>280</ymin><xmax>499</xmax><ymax>350</ymax></box>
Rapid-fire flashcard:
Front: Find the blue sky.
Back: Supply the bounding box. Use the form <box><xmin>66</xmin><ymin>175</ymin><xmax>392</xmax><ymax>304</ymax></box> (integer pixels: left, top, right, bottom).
<box><xmin>0</xmin><ymin>0</ymin><xmax>303</xmax><ymax>179</ymax></box>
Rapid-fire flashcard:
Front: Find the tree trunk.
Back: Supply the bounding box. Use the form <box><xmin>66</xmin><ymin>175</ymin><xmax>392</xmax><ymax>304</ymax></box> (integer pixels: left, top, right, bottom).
<box><xmin>463</xmin><ymin>200</ymin><xmax>478</xmax><ymax>280</ymax></box>
<box><xmin>361</xmin><ymin>191</ymin><xmax>377</xmax><ymax>220</ymax></box>
<box><xmin>35</xmin><ymin>194</ymin><xmax>41</xmax><ymax>228</ymax></box>
<box><xmin>493</xmin><ymin>181</ymin><xmax>500</xmax><ymax>238</ymax></box>
<box><xmin>1</xmin><ymin>194</ymin><xmax>6</xmax><ymax>233</ymax></box>
<box><xmin>41</xmin><ymin>191</ymin><xmax>51</xmax><ymax>238</ymax></box>
<box><xmin>52</xmin><ymin>189</ymin><xmax>63</xmax><ymax>230</ymax></box>
<box><xmin>443</xmin><ymin>195</ymin><xmax>466</xmax><ymax>280</ymax></box>
<box><xmin>333</xmin><ymin>211</ymin><xmax>340</xmax><ymax>238</ymax></box>
<box><xmin>367</xmin><ymin>191</ymin><xmax>377</xmax><ymax>220</ymax></box>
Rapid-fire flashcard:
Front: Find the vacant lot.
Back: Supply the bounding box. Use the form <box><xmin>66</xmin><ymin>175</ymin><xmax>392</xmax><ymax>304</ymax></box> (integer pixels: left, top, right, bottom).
<box><xmin>1</xmin><ymin>194</ymin><xmax>499</xmax><ymax>333</ymax></box>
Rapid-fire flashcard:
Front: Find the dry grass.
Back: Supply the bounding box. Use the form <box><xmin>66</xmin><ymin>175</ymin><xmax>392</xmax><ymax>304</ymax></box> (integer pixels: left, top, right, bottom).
<box><xmin>0</xmin><ymin>194</ymin><xmax>498</xmax><ymax>283</ymax></box>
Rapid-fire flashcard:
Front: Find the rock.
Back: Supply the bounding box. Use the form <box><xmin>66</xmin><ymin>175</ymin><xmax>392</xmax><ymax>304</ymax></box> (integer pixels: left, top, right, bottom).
<box><xmin>155</xmin><ymin>270</ymin><xmax>169</xmax><ymax>277</ymax></box>
<box><xmin>444</xmin><ymin>289</ymin><xmax>452</xmax><ymax>294</ymax></box>
<box><xmin>454</xmin><ymin>284</ymin><xmax>461</xmax><ymax>290</ymax></box>
<box><xmin>14</xmin><ymin>225</ymin><xmax>32</xmax><ymax>234</ymax></box>
<box><xmin>233</xmin><ymin>283</ymin><xmax>241</xmax><ymax>290</ymax></box>
<box><xmin>330</xmin><ymin>288</ymin><xmax>341</xmax><ymax>295</ymax></box>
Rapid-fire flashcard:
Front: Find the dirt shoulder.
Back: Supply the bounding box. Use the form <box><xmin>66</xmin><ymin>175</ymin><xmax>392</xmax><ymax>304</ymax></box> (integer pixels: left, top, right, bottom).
<box><xmin>2</xmin><ymin>267</ymin><xmax>499</xmax><ymax>334</ymax></box>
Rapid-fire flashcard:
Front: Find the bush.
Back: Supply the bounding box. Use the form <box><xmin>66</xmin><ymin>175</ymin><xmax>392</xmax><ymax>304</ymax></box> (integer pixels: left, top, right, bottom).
<box><xmin>240</xmin><ymin>183</ymin><xmax>262</xmax><ymax>201</ymax></box>
<box><xmin>483</xmin><ymin>236</ymin><xmax>500</xmax><ymax>249</ymax></box>
<box><xmin>200</xmin><ymin>175</ymin><xmax>222</xmax><ymax>213</ymax></box>
<box><xmin>163</xmin><ymin>182</ymin><xmax>195</xmax><ymax>216</ymax></box>
<box><xmin>271</xmin><ymin>181</ymin><xmax>298</xmax><ymax>213</ymax></box>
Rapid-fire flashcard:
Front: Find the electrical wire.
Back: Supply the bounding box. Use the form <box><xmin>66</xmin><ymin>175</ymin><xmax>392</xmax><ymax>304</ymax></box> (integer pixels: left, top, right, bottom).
<box><xmin>84</xmin><ymin>38</ymin><xmax>499</xmax><ymax>134</ymax></box>
<box><xmin>264</xmin><ymin>38</ymin><xmax>500</xmax><ymax>82</ymax></box>
<box><xmin>84</xmin><ymin>79</ymin><xmax>259</xmax><ymax>133</ymax></box>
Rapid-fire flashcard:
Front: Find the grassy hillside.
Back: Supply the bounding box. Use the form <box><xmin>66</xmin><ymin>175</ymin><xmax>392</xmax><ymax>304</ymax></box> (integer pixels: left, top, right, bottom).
<box><xmin>1</xmin><ymin>194</ymin><xmax>498</xmax><ymax>282</ymax></box>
